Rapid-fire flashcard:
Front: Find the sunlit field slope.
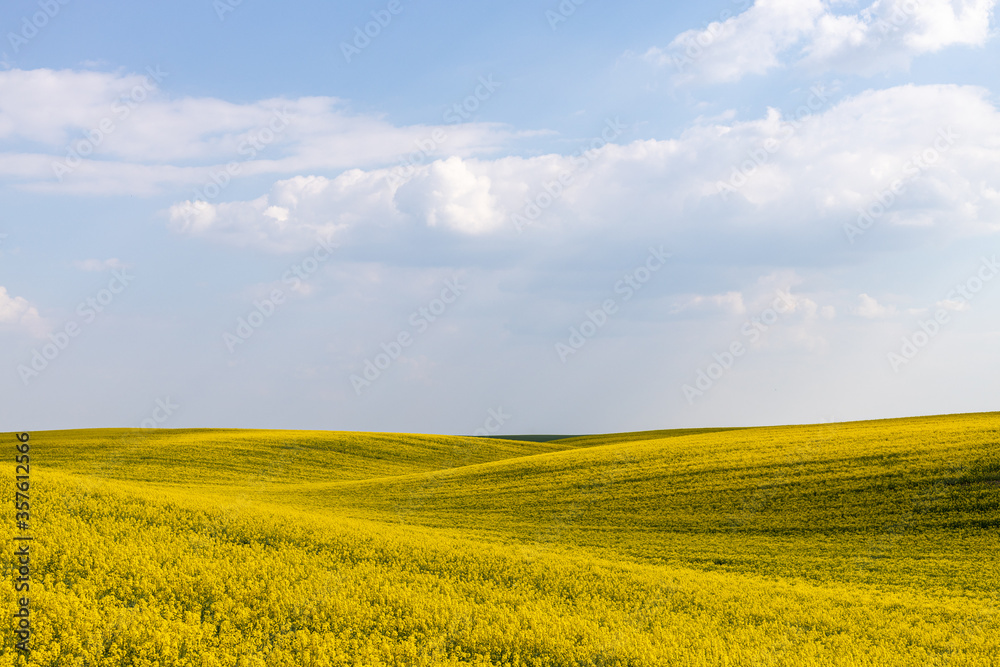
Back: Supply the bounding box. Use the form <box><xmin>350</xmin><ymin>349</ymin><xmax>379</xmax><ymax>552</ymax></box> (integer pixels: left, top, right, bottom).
<box><xmin>2</xmin><ymin>414</ymin><xmax>998</xmax><ymax>666</ymax></box>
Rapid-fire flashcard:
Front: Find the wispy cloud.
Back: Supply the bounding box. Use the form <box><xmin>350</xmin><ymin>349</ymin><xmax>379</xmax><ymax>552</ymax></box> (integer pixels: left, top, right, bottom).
<box><xmin>0</xmin><ymin>68</ymin><xmax>519</xmax><ymax>196</ymax></box>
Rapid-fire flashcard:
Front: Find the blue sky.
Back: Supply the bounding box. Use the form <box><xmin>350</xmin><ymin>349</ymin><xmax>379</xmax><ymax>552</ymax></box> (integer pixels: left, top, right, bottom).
<box><xmin>1</xmin><ymin>0</ymin><xmax>998</xmax><ymax>435</ymax></box>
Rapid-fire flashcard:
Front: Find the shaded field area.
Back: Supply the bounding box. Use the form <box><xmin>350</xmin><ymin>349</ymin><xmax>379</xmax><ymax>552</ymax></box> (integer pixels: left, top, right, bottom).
<box><xmin>2</xmin><ymin>413</ymin><xmax>998</xmax><ymax>665</ymax></box>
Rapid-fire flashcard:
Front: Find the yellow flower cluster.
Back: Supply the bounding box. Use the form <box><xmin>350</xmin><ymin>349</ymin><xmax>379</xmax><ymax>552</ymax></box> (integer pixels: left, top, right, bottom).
<box><xmin>0</xmin><ymin>413</ymin><xmax>997</xmax><ymax>665</ymax></box>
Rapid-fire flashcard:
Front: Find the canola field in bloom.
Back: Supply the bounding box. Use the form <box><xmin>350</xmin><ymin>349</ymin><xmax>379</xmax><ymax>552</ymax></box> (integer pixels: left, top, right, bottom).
<box><xmin>1</xmin><ymin>413</ymin><xmax>998</xmax><ymax>665</ymax></box>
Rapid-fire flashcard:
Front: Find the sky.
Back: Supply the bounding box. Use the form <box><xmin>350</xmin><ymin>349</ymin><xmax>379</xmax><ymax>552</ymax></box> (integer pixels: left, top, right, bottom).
<box><xmin>1</xmin><ymin>0</ymin><xmax>998</xmax><ymax>436</ymax></box>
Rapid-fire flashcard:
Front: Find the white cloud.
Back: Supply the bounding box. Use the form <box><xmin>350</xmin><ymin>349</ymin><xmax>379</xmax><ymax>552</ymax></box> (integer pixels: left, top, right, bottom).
<box><xmin>727</xmin><ymin>272</ymin><xmax>835</xmax><ymax>352</ymax></box>
<box><xmin>0</xmin><ymin>68</ymin><xmax>517</xmax><ymax>196</ymax></box>
<box><xmin>167</xmin><ymin>171</ymin><xmax>392</xmax><ymax>252</ymax></box>
<box><xmin>672</xmin><ymin>291</ymin><xmax>747</xmax><ymax>315</ymax></box>
<box><xmin>650</xmin><ymin>0</ymin><xmax>997</xmax><ymax>83</ymax></box>
<box><xmin>166</xmin><ymin>84</ymin><xmax>1000</xmax><ymax>253</ymax></box>
<box><xmin>0</xmin><ymin>287</ymin><xmax>45</xmax><ymax>336</ymax></box>
<box><xmin>167</xmin><ymin>156</ymin><xmax>511</xmax><ymax>250</ymax></box>
<box><xmin>395</xmin><ymin>157</ymin><xmax>505</xmax><ymax>234</ymax></box>
<box><xmin>855</xmin><ymin>293</ymin><xmax>897</xmax><ymax>317</ymax></box>
<box><xmin>654</xmin><ymin>0</ymin><xmax>826</xmax><ymax>84</ymax></box>
<box><xmin>803</xmin><ymin>0</ymin><xmax>998</xmax><ymax>75</ymax></box>
<box><xmin>936</xmin><ymin>297</ymin><xmax>972</xmax><ymax>312</ymax></box>
<box><xmin>0</xmin><ymin>68</ymin><xmax>155</xmax><ymax>145</ymax></box>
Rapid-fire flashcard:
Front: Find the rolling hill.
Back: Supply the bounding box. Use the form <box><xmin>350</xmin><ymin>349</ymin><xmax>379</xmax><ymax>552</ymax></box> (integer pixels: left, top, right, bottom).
<box><xmin>2</xmin><ymin>413</ymin><xmax>998</xmax><ymax>665</ymax></box>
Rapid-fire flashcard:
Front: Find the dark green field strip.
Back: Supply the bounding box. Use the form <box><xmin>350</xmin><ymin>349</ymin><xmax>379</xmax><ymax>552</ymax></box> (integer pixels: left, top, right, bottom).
<box><xmin>20</xmin><ymin>427</ymin><xmax>583</xmax><ymax>484</ymax></box>
<box><xmin>16</xmin><ymin>414</ymin><xmax>1000</xmax><ymax>596</ymax></box>
<box><xmin>272</xmin><ymin>417</ymin><xmax>1000</xmax><ymax>531</ymax></box>
<box><xmin>19</xmin><ymin>468</ymin><xmax>999</xmax><ymax>666</ymax></box>
<box><xmin>549</xmin><ymin>426</ymin><xmax>749</xmax><ymax>448</ymax></box>
<box><xmin>246</xmin><ymin>413</ymin><xmax>1000</xmax><ymax>596</ymax></box>
<box><xmin>481</xmin><ymin>435</ymin><xmax>578</xmax><ymax>443</ymax></box>
<box><xmin>475</xmin><ymin>427</ymin><xmax>749</xmax><ymax>446</ymax></box>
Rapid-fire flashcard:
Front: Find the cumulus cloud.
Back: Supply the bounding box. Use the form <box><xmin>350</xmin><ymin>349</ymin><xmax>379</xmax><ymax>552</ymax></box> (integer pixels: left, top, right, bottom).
<box><xmin>0</xmin><ymin>287</ymin><xmax>45</xmax><ymax>336</ymax></box>
<box><xmin>395</xmin><ymin>157</ymin><xmax>505</xmax><ymax>234</ymax></box>
<box><xmin>648</xmin><ymin>0</ymin><xmax>997</xmax><ymax>83</ymax></box>
<box><xmin>165</xmin><ymin>84</ymin><xmax>1000</xmax><ymax>254</ymax></box>
<box><xmin>803</xmin><ymin>0</ymin><xmax>998</xmax><ymax>75</ymax></box>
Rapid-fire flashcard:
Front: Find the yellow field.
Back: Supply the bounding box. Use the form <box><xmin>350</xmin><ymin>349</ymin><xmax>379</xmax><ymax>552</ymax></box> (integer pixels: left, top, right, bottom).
<box><xmin>2</xmin><ymin>413</ymin><xmax>998</xmax><ymax>665</ymax></box>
